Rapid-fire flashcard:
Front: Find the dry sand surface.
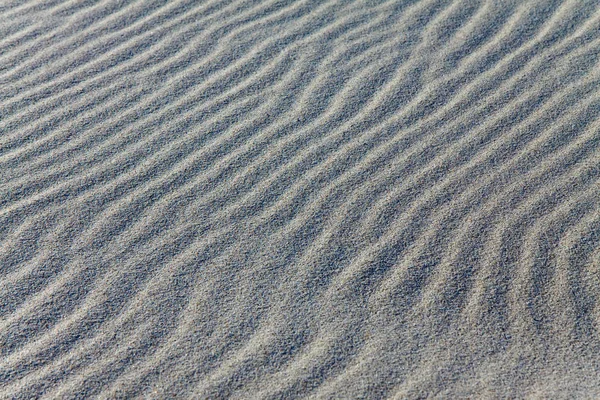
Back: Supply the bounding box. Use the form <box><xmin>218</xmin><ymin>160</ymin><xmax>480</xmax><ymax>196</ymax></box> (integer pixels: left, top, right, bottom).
<box><xmin>2</xmin><ymin>0</ymin><xmax>600</xmax><ymax>398</ymax></box>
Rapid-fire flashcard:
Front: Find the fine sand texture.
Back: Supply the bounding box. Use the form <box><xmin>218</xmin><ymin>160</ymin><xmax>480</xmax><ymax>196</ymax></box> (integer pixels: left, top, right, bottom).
<box><xmin>2</xmin><ymin>0</ymin><xmax>600</xmax><ymax>398</ymax></box>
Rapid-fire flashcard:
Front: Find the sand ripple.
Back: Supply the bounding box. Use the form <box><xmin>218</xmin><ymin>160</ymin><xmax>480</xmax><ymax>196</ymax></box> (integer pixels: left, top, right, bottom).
<box><xmin>1</xmin><ymin>0</ymin><xmax>600</xmax><ymax>398</ymax></box>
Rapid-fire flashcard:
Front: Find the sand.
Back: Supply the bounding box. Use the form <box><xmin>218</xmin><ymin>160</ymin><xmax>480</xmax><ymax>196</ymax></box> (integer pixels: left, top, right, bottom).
<box><xmin>1</xmin><ymin>0</ymin><xmax>600</xmax><ymax>398</ymax></box>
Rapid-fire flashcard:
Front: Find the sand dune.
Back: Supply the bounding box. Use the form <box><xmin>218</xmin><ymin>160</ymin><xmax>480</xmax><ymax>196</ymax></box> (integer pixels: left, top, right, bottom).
<box><xmin>1</xmin><ymin>0</ymin><xmax>600</xmax><ymax>398</ymax></box>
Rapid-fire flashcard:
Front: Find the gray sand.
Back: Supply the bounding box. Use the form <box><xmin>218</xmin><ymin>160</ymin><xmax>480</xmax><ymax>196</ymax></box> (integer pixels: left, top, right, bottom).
<box><xmin>1</xmin><ymin>0</ymin><xmax>600</xmax><ymax>398</ymax></box>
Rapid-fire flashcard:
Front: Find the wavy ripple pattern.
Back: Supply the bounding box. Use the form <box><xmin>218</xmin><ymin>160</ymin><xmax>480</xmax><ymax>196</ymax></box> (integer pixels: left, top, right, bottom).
<box><xmin>2</xmin><ymin>0</ymin><xmax>600</xmax><ymax>398</ymax></box>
